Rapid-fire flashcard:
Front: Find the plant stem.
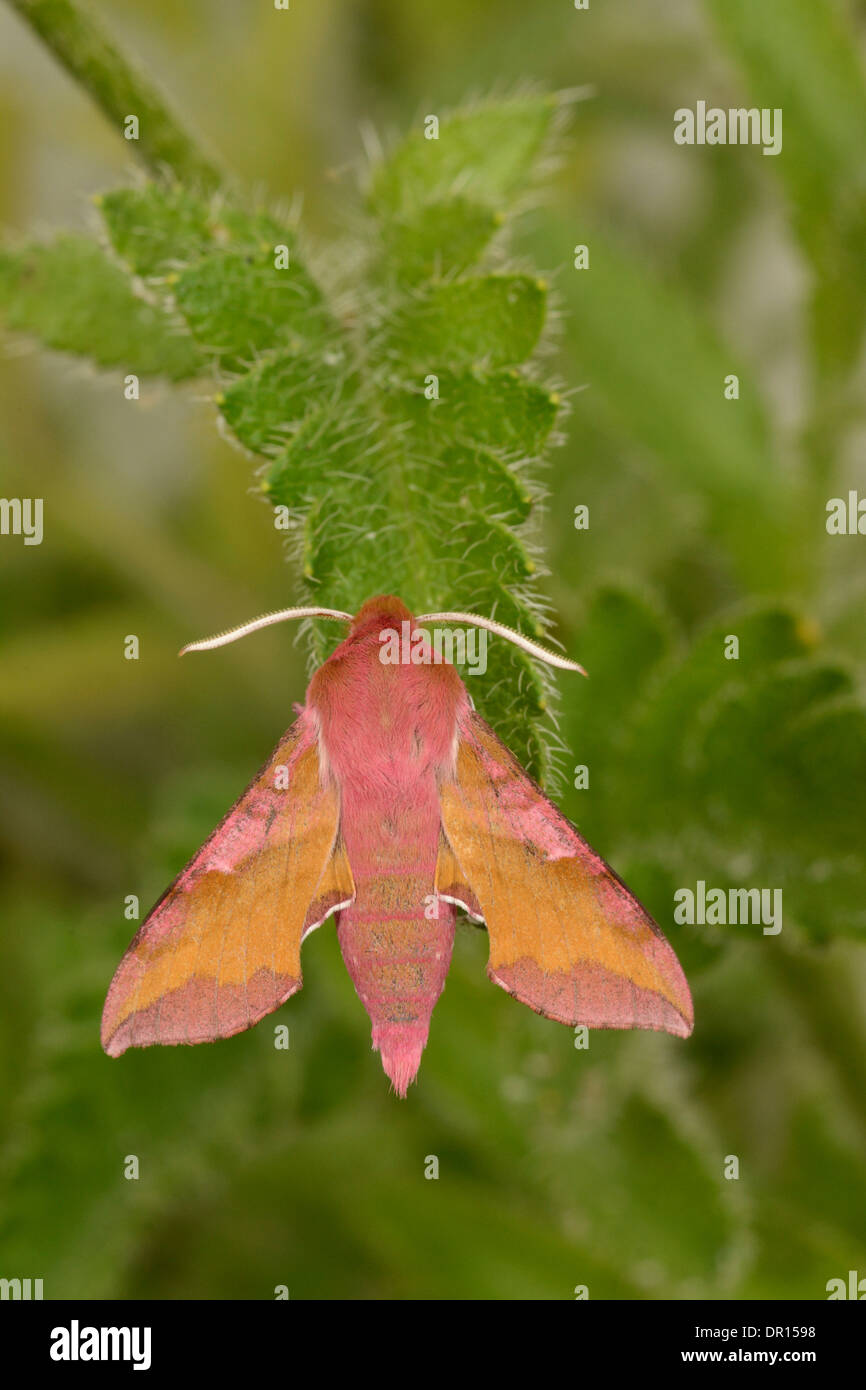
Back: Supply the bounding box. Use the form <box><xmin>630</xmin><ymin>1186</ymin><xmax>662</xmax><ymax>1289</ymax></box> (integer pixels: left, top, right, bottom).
<box><xmin>6</xmin><ymin>0</ymin><xmax>223</xmax><ymax>190</ymax></box>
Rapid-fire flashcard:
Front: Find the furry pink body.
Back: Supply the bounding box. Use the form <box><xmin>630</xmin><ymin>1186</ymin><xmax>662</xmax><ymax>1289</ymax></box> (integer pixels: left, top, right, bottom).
<box><xmin>102</xmin><ymin>593</ymin><xmax>693</xmax><ymax>1088</ymax></box>
<box><xmin>308</xmin><ymin>601</ymin><xmax>469</xmax><ymax>1095</ymax></box>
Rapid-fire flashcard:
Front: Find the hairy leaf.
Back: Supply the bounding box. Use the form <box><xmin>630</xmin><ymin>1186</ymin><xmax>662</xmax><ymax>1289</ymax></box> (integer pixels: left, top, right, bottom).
<box><xmin>368</xmin><ymin>94</ymin><xmax>560</xmax><ymax>217</ymax></box>
<box><xmin>0</xmin><ymin>236</ymin><xmax>202</xmax><ymax>379</ymax></box>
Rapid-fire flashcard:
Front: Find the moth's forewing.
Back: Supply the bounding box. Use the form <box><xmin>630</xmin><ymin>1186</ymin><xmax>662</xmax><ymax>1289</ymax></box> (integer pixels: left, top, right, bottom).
<box><xmin>102</xmin><ymin>717</ymin><xmax>351</xmax><ymax>1055</ymax></box>
<box><xmin>438</xmin><ymin>712</ymin><xmax>693</xmax><ymax>1036</ymax></box>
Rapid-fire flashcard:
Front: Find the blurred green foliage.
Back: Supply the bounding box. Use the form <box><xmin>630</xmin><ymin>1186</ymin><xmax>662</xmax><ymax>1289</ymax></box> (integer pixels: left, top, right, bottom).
<box><xmin>0</xmin><ymin>0</ymin><xmax>865</xmax><ymax>1301</ymax></box>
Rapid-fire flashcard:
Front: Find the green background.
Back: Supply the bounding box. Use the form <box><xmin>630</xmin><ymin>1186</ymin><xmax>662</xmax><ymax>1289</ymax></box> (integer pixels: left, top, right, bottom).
<box><xmin>1</xmin><ymin>0</ymin><xmax>865</xmax><ymax>1299</ymax></box>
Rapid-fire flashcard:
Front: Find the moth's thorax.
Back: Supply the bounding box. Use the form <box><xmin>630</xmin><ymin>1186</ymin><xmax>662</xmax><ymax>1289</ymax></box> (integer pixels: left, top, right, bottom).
<box><xmin>307</xmin><ymin>600</ymin><xmax>468</xmax><ymax>791</ymax></box>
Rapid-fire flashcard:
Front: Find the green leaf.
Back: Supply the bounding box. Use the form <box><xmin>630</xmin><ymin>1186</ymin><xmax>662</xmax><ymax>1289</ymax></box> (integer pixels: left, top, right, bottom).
<box><xmin>0</xmin><ymin>235</ymin><xmax>202</xmax><ymax>379</ymax></box>
<box><xmin>173</xmin><ymin>246</ymin><xmax>332</xmax><ymax>372</ymax></box>
<box><xmin>571</xmin><ymin>586</ymin><xmax>672</xmax><ymax>739</ymax></box>
<box><xmin>215</xmin><ymin>206</ymin><xmax>297</xmax><ymax>248</ymax></box>
<box><xmin>98</xmin><ymin>185</ymin><xmax>336</xmax><ymax>376</ymax></box>
<box><xmin>376</xmin><ymin>197</ymin><xmax>503</xmax><ymax>283</ymax></box>
<box><xmin>424</xmin><ymin>443</ymin><xmax>532</xmax><ymax>525</ymax></box>
<box><xmin>562</xmin><ymin>596</ymin><xmax>866</xmax><ymax>943</ymax></box>
<box><xmin>696</xmin><ymin>663</ymin><xmax>853</xmax><ymax>824</ymax></box>
<box><xmin>220</xmin><ymin>350</ymin><xmax>353</xmax><ymax>457</ymax></box>
<box><xmin>624</xmin><ymin>607</ymin><xmax>813</xmax><ymax>824</ymax></box>
<box><xmin>98</xmin><ymin>184</ymin><xmax>213</xmax><ymax>277</ymax></box>
<box><xmin>377</xmin><ymin>274</ymin><xmax>546</xmax><ymax>369</ymax></box>
<box><xmin>564</xmin><ymin>586</ymin><xmax>672</xmax><ymax>843</ymax></box>
<box><xmin>387</xmin><ymin>368</ymin><xmax>560</xmax><ymax>457</ymax></box>
<box><xmin>100</xmin><ymin>186</ymin><xmax>298</xmax><ymax>280</ymax></box>
<box><xmin>264</xmin><ymin>404</ymin><xmax>375</xmax><ymax>510</ymax></box>
<box><xmin>695</xmin><ymin>674</ymin><xmax>866</xmax><ymax>938</ymax></box>
<box><xmin>369</xmin><ymin>94</ymin><xmax>560</xmax><ymax>218</ymax></box>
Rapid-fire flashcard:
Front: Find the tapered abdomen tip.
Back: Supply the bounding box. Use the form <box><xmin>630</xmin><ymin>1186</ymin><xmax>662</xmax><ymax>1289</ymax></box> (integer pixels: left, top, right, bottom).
<box><xmin>373</xmin><ymin>1023</ymin><xmax>429</xmax><ymax>1098</ymax></box>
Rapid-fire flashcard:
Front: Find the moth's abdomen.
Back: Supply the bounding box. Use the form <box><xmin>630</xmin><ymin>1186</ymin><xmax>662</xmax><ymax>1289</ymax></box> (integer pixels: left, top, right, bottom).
<box><xmin>309</xmin><ymin>604</ymin><xmax>468</xmax><ymax>1094</ymax></box>
<box><xmin>337</xmin><ymin>868</ymin><xmax>455</xmax><ymax>1097</ymax></box>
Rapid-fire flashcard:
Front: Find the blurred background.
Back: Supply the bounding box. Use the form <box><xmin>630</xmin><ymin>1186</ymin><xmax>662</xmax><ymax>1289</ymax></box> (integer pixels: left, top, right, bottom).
<box><xmin>1</xmin><ymin>0</ymin><xmax>865</xmax><ymax>1299</ymax></box>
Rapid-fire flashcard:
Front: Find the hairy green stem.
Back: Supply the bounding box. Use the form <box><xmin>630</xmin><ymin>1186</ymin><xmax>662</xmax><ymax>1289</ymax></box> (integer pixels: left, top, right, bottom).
<box><xmin>6</xmin><ymin>0</ymin><xmax>223</xmax><ymax>190</ymax></box>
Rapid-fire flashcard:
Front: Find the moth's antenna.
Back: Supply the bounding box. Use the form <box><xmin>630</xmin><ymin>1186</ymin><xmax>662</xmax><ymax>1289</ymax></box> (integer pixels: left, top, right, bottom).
<box><xmin>415</xmin><ymin>611</ymin><xmax>587</xmax><ymax>675</ymax></box>
<box><xmin>179</xmin><ymin>607</ymin><xmax>353</xmax><ymax>656</ymax></box>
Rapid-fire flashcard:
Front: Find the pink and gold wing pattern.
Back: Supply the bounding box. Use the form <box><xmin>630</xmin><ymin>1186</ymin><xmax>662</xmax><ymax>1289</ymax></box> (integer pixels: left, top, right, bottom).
<box><xmin>102</xmin><ymin>717</ymin><xmax>353</xmax><ymax>1056</ymax></box>
<box><xmin>437</xmin><ymin>712</ymin><xmax>693</xmax><ymax>1037</ymax></box>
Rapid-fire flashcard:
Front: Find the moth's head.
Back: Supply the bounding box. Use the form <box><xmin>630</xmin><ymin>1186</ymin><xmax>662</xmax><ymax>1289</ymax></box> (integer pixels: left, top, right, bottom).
<box><xmin>350</xmin><ymin>594</ymin><xmax>413</xmax><ymax>637</ymax></box>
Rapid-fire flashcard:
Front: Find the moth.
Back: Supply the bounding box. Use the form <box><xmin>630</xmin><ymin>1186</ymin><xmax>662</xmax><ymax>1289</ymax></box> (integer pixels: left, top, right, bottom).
<box><xmin>102</xmin><ymin>595</ymin><xmax>693</xmax><ymax>1094</ymax></box>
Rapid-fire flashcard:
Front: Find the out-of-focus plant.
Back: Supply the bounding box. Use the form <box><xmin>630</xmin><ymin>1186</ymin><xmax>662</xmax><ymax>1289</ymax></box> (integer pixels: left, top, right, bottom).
<box><xmin>1</xmin><ymin>0</ymin><xmax>865</xmax><ymax>1303</ymax></box>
